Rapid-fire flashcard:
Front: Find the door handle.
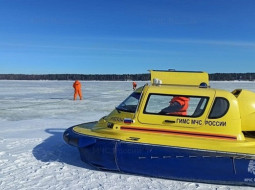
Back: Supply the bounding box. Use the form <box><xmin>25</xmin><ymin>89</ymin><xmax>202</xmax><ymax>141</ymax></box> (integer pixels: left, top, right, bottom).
<box><xmin>164</xmin><ymin>120</ymin><xmax>175</xmax><ymax>123</ymax></box>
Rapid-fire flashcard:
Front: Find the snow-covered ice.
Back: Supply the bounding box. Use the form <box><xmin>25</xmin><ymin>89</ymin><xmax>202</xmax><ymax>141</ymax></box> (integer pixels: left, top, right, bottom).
<box><xmin>1</xmin><ymin>80</ymin><xmax>255</xmax><ymax>190</ymax></box>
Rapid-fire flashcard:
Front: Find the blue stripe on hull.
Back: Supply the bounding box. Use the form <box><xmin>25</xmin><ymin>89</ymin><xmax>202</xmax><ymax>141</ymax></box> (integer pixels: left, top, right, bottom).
<box><xmin>63</xmin><ymin>127</ymin><xmax>255</xmax><ymax>186</ymax></box>
<box><xmin>117</xmin><ymin>142</ymin><xmax>240</xmax><ymax>185</ymax></box>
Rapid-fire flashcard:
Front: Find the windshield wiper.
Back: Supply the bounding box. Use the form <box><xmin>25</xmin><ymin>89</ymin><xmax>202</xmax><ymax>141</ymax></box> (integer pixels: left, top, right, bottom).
<box><xmin>115</xmin><ymin>107</ymin><xmax>121</xmax><ymax>113</ymax></box>
<box><xmin>116</xmin><ymin>106</ymin><xmax>129</xmax><ymax>112</ymax></box>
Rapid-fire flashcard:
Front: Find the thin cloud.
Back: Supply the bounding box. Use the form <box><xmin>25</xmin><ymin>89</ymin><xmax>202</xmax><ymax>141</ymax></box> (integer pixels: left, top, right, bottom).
<box><xmin>1</xmin><ymin>37</ymin><xmax>255</xmax><ymax>56</ymax></box>
<box><xmin>0</xmin><ymin>42</ymin><xmax>178</xmax><ymax>54</ymax></box>
<box><xmin>153</xmin><ymin>38</ymin><xmax>255</xmax><ymax>48</ymax></box>
<box><xmin>91</xmin><ymin>37</ymin><xmax>255</xmax><ymax>48</ymax></box>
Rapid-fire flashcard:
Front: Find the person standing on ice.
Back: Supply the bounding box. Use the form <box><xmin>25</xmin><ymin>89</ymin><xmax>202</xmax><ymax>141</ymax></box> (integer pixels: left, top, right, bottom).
<box><xmin>73</xmin><ymin>80</ymin><xmax>82</xmax><ymax>100</ymax></box>
<box><xmin>132</xmin><ymin>81</ymin><xmax>137</xmax><ymax>90</ymax></box>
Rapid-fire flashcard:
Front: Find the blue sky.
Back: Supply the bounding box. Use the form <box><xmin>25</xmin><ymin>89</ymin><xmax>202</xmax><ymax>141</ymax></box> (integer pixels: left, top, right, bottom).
<box><xmin>1</xmin><ymin>0</ymin><xmax>255</xmax><ymax>74</ymax></box>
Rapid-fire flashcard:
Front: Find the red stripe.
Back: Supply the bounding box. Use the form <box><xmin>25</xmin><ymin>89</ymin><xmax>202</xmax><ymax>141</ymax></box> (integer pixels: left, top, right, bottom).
<box><xmin>120</xmin><ymin>126</ymin><xmax>237</xmax><ymax>141</ymax></box>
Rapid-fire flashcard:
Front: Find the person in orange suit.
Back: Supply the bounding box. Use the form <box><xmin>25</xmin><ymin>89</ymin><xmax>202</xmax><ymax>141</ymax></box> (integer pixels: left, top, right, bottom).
<box><xmin>73</xmin><ymin>80</ymin><xmax>82</xmax><ymax>100</ymax></box>
<box><xmin>160</xmin><ymin>96</ymin><xmax>190</xmax><ymax>115</ymax></box>
<box><xmin>132</xmin><ymin>82</ymin><xmax>137</xmax><ymax>90</ymax></box>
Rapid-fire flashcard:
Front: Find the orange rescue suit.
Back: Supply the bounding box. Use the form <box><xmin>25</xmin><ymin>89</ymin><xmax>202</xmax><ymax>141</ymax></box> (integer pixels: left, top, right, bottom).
<box><xmin>132</xmin><ymin>82</ymin><xmax>137</xmax><ymax>90</ymax></box>
<box><xmin>73</xmin><ymin>80</ymin><xmax>82</xmax><ymax>100</ymax></box>
<box><xmin>169</xmin><ymin>96</ymin><xmax>189</xmax><ymax>115</ymax></box>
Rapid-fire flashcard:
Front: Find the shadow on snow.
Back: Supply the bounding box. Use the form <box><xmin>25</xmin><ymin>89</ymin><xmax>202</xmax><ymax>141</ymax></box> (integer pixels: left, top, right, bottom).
<box><xmin>32</xmin><ymin>128</ymin><xmax>96</xmax><ymax>170</ymax></box>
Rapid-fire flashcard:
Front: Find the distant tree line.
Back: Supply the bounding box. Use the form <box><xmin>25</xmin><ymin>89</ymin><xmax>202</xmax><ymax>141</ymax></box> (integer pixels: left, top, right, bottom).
<box><xmin>209</xmin><ymin>73</ymin><xmax>255</xmax><ymax>81</ymax></box>
<box><xmin>0</xmin><ymin>74</ymin><xmax>150</xmax><ymax>81</ymax></box>
<box><xmin>0</xmin><ymin>73</ymin><xmax>254</xmax><ymax>81</ymax></box>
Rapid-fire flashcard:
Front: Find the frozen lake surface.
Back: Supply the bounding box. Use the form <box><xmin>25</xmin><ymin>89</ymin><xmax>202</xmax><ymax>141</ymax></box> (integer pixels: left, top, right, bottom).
<box><xmin>1</xmin><ymin>80</ymin><xmax>255</xmax><ymax>190</ymax></box>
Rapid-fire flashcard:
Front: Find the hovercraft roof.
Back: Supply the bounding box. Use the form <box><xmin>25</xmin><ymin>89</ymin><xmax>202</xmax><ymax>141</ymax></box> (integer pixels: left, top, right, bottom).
<box><xmin>150</xmin><ymin>70</ymin><xmax>209</xmax><ymax>87</ymax></box>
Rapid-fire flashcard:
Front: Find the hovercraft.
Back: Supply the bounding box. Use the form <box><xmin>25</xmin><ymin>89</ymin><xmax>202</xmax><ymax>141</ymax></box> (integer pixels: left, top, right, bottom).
<box><xmin>64</xmin><ymin>70</ymin><xmax>255</xmax><ymax>186</ymax></box>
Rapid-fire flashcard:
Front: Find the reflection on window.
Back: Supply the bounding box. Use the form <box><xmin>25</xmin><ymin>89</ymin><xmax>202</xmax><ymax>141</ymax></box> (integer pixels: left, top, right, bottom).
<box><xmin>116</xmin><ymin>92</ymin><xmax>141</xmax><ymax>113</ymax></box>
<box><xmin>208</xmin><ymin>97</ymin><xmax>229</xmax><ymax>119</ymax></box>
<box><xmin>144</xmin><ymin>94</ymin><xmax>208</xmax><ymax>117</ymax></box>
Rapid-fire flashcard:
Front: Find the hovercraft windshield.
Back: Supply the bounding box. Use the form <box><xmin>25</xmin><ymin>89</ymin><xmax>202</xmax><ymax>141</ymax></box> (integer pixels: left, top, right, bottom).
<box><xmin>116</xmin><ymin>92</ymin><xmax>141</xmax><ymax>113</ymax></box>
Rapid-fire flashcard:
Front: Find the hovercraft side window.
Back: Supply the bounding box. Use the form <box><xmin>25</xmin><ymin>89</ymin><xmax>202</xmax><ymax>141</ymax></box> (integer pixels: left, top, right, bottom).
<box><xmin>208</xmin><ymin>97</ymin><xmax>229</xmax><ymax>119</ymax></box>
<box><xmin>144</xmin><ymin>93</ymin><xmax>208</xmax><ymax>117</ymax></box>
<box><xmin>116</xmin><ymin>92</ymin><xmax>141</xmax><ymax>113</ymax></box>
